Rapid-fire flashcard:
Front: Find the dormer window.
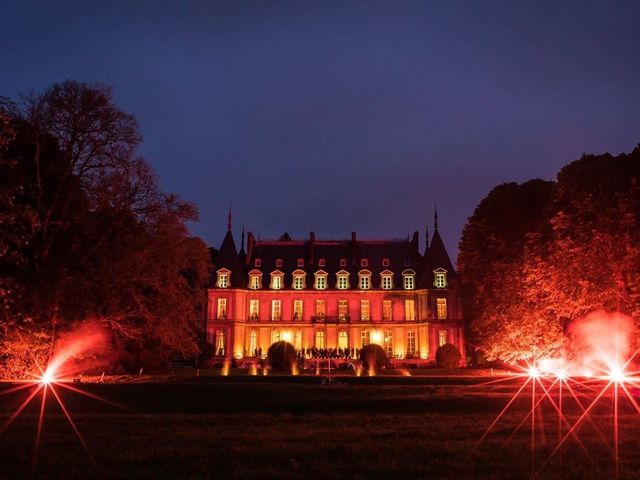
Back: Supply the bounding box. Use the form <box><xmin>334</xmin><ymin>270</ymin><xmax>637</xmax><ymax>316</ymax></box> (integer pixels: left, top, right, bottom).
<box><xmin>336</xmin><ymin>270</ymin><xmax>350</xmax><ymax>290</ymax></box>
<box><xmin>314</xmin><ymin>270</ymin><xmax>328</xmax><ymax>290</ymax></box>
<box><xmin>358</xmin><ymin>270</ymin><xmax>372</xmax><ymax>290</ymax></box>
<box><xmin>360</xmin><ymin>259</ymin><xmax>368</xmax><ymax>267</ymax></box>
<box><xmin>292</xmin><ymin>270</ymin><xmax>306</xmax><ymax>290</ymax></box>
<box><xmin>216</xmin><ymin>269</ymin><xmax>230</xmax><ymax>288</ymax></box>
<box><xmin>403</xmin><ymin>270</ymin><xmax>416</xmax><ymax>290</ymax></box>
<box><xmin>318</xmin><ymin>258</ymin><xmax>326</xmax><ymax>267</ymax></box>
<box><xmin>380</xmin><ymin>270</ymin><xmax>394</xmax><ymax>290</ymax></box>
<box><xmin>434</xmin><ymin>269</ymin><xmax>447</xmax><ymax>288</ymax></box>
<box><xmin>248</xmin><ymin>270</ymin><xmax>263</xmax><ymax>290</ymax></box>
<box><xmin>340</xmin><ymin>258</ymin><xmax>347</xmax><ymax>267</ymax></box>
<box><xmin>254</xmin><ymin>258</ymin><xmax>262</xmax><ymax>267</ymax></box>
<box><xmin>382</xmin><ymin>258</ymin><xmax>390</xmax><ymax>267</ymax></box>
<box><xmin>275</xmin><ymin>258</ymin><xmax>283</xmax><ymax>268</ymax></box>
<box><xmin>270</xmin><ymin>270</ymin><xmax>284</xmax><ymax>290</ymax></box>
<box><xmin>297</xmin><ymin>258</ymin><xmax>304</xmax><ymax>267</ymax></box>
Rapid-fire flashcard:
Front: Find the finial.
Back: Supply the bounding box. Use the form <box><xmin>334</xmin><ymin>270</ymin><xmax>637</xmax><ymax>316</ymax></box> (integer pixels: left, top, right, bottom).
<box><xmin>227</xmin><ymin>205</ymin><xmax>232</xmax><ymax>231</ymax></box>
<box><xmin>434</xmin><ymin>203</ymin><xmax>438</xmax><ymax>231</ymax></box>
<box><xmin>241</xmin><ymin>224</ymin><xmax>245</xmax><ymax>250</ymax></box>
<box><xmin>426</xmin><ymin>223</ymin><xmax>429</xmax><ymax>250</ymax></box>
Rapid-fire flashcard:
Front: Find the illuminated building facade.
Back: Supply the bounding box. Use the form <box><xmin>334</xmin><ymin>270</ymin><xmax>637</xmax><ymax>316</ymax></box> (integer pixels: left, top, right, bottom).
<box><xmin>207</xmin><ymin>215</ymin><xmax>465</xmax><ymax>365</ymax></box>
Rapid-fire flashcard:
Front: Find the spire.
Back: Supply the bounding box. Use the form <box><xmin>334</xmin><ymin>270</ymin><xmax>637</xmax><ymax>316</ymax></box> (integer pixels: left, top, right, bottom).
<box><xmin>240</xmin><ymin>224</ymin><xmax>245</xmax><ymax>251</ymax></box>
<box><xmin>425</xmin><ymin>223</ymin><xmax>429</xmax><ymax>251</ymax></box>
<box><xmin>434</xmin><ymin>203</ymin><xmax>438</xmax><ymax>231</ymax></box>
<box><xmin>227</xmin><ymin>205</ymin><xmax>232</xmax><ymax>231</ymax></box>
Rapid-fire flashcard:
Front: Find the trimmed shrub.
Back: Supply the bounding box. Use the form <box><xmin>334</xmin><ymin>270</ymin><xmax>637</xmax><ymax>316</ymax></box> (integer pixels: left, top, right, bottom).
<box><xmin>267</xmin><ymin>341</ymin><xmax>297</xmax><ymax>371</ymax></box>
<box><xmin>436</xmin><ymin>343</ymin><xmax>462</xmax><ymax>369</ymax></box>
<box><xmin>359</xmin><ymin>344</ymin><xmax>387</xmax><ymax>372</ymax></box>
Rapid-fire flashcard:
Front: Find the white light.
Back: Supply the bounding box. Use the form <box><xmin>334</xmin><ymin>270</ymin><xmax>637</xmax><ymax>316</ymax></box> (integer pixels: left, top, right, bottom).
<box><xmin>556</xmin><ymin>369</ymin><xmax>568</xmax><ymax>380</ymax></box>
<box><xmin>41</xmin><ymin>370</ymin><xmax>54</xmax><ymax>385</ymax></box>
<box><xmin>528</xmin><ymin>367</ymin><xmax>540</xmax><ymax>378</ymax></box>
<box><xmin>608</xmin><ymin>365</ymin><xmax>626</xmax><ymax>382</ymax></box>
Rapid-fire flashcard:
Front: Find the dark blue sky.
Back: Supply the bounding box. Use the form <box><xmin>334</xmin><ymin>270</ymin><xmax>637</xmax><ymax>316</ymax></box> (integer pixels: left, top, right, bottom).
<box><xmin>2</xmin><ymin>1</ymin><xmax>639</xmax><ymax>260</ymax></box>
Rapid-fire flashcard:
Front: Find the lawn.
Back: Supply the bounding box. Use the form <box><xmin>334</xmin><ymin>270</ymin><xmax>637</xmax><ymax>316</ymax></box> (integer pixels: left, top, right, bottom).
<box><xmin>0</xmin><ymin>375</ymin><xmax>638</xmax><ymax>479</ymax></box>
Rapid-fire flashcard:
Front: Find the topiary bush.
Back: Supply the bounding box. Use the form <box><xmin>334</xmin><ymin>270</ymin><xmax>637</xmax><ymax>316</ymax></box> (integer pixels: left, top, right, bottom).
<box><xmin>267</xmin><ymin>341</ymin><xmax>297</xmax><ymax>371</ymax></box>
<box><xmin>359</xmin><ymin>344</ymin><xmax>387</xmax><ymax>373</ymax></box>
<box><xmin>436</xmin><ymin>343</ymin><xmax>462</xmax><ymax>369</ymax></box>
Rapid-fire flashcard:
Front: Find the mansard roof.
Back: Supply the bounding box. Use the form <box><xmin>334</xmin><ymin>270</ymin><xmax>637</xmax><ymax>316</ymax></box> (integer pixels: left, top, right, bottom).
<box><xmin>215</xmin><ymin>230</ymin><xmax>245</xmax><ymax>287</ymax></box>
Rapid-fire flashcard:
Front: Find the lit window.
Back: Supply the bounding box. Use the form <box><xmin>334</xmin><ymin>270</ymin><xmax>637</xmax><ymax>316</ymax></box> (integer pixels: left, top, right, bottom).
<box><xmin>361</xmin><ymin>330</ymin><xmax>371</xmax><ymax>347</ymax></box>
<box><xmin>248</xmin><ymin>269</ymin><xmax>262</xmax><ymax>289</ymax></box>
<box><xmin>338</xmin><ymin>331</ymin><xmax>348</xmax><ymax>349</ymax></box>
<box><xmin>338</xmin><ymin>300</ymin><xmax>349</xmax><ymax>321</ymax></box>
<box><xmin>249</xmin><ymin>299</ymin><xmax>259</xmax><ymax>320</ymax></box>
<box><xmin>439</xmin><ymin>330</ymin><xmax>447</xmax><ymax>347</ymax></box>
<box><xmin>318</xmin><ymin>258</ymin><xmax>326</xmax><ymax>267</ymax></box>
<box><xmin>271</xmin><ymin>300</ymin><xmax>281</xmax><ymax>321</ymax></box>
<box><xmin>358</xmin><ymin>270</ymin><xmax>371</xmax><ymax>290</ymax></box>
<box><xmin>402</xmin><ymin>270</ymin><xmax>416</xmax><ymax>290</ymax></box>
<box><xmin>294</xmin><ymin>330</ymin><xmax>302</xmax><ymax>350</ymax></box>
<box><xmin>271</xmin><ymin>330</ymin><xmax>280</xmax><ymax>344</ymax></box>
<box><xmin>340</xmin><ymin>258</ymin><xmax>347</xmax><ymax>267</ymax></box>
<box><xmin>405</xmin><ymin>300</ymin><xmax>416</xmax><ymax>321</ymax></box>
<box><xmin>314</xmin><ymin>271</ymin><xmax>328</xmax><ymax>290</ymax></box>
<box><xmin>360</xmin><ymin>300</ymin><xmax>370</xmax><ymax>321</ymax></box>
<box><xmin>275</xmin><ymin>258</ymin><xmax>283</xmax><ymax>267</ymax></box>
<box><xmin>382</xmin><ymin>258</ymin><xmax>390</xmax><ymax>267</ymax></box>
<box><xmin>315</xmin><ymin>331</ymin><xmax>325</xmax><ymax>348</ymax></box>
<box><xmin>292</xmin><ymin>269</ymin><xmax>306</xmax><ymax>290</ymax></box>
<box><xmin>336</xmin><ymin>270</ymin><xmax>349</xmax><ymax>290</ymax></box>
<box><xmin>384</xmin><ymin>330</ymin><xmax>393</xmax><ymax>357</ymax></box>
<box><xmin>249</xmin><ymin>330</ymin><xmax>257</xmax><ymax>355</ymax></box>
<box><xmin>254</xmin><ymin>258</ymin><xmax>262</xmax><ymax>267</ymax></box>
<box><xmin>217</xmin><ymin>298</ymin><xmax>227</xmax><ymax>319</ymax></box>
<box><xmin>215</xmin><ymin>329</ymin><xmax>225</xmax><ymax>356</ymax></box>
<box><xmin>270</xmin><ymin>271</ymin><xmax>284</xmax><ymax>290</ymax></box>
<box><xmin>434</xmin><ymin>269</ymin><xmax>447</xmax><ymax>288</ymax></box>
<box><xmin>382</xmin><ymin>300</ymin><xmax>392</xmax><ymax>321</ymax></box>
<box><xmin>361</xmin><ymin>259</ymin><xmax>368</xmax><ymax>267</ymax></box>
<box><xmin>216</xmin><ymin>270</ymin><xmax>230</xmax><ymax>288</ymax></box>
<box><xmin>406</xmin><ymin>331</ymin><xmax>416</xmax><ymax>357</ymax></box>
<box><xmin>297</xmin><ymin>258</ymin><xmax>304</xmax><ymax>267</ymax></box>
<box><xmin>315</xmin><ymin>300</ymin><xmax>326</xmax><ymax>317</ymax></box>
<box><xmin>437</xmin><ymin>298</ymin><xmax>447</xmax><ymax>319</ymax></box>
<box><xmin>381</xmin><ymin>272</ymin><xmax>393</xmax><ymax>290</ymax></box>
<box><xmin>293</xmin><ymin>300</ymin><xmax>303</xmax><ymax>320</ymax></box>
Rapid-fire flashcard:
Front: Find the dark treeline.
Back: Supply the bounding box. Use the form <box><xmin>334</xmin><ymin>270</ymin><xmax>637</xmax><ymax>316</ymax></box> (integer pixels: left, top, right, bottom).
<box><xmin>459</xmin><ymin>146</ymin><xmax>640</xmax><ymax>363</ymax></box>
<box><xmin>0</xmin><ymin>81</ymin><xmax>211</xmax><ymax>377</ymax></box>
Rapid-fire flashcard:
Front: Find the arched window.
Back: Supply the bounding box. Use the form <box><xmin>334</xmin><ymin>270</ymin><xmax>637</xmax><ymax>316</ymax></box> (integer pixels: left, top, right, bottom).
<box><xmin>314</xmin><ymin>270</ymin><xmax>328</xmax><ymax>290</ymax></box>
<box><xmin>358</xmin><ymin>270</ymin><xmax>372</xmax><ymax>290</ymax></box>
<box><xmin>270</xmin><ymin>270</ymin><xmax>284</xmax><ymax>290</ymax></box>
<box><xmin>380</xmin><ymin>270</ymin><xmax>394</xmax><ymax>290</ymax></box>
<box><xmin>248</xmin><ymin>269</ymin><xmax>263</xmax><ymax>290</ymax></box>
<box><xmin>216</xmin><ymin>268</ymin><xmax>230</xmax><ymax>288</ymax></box>
<box><xmin>402</xmin><ymin>269</ymin><xmax>416</xmax><ymax>290</ymax></box>
<box><xmin>291</xmin><ymin>269</ymin><xmax>306</xmax><ymax>290</ymax></box>
<box><xmin>434</xmin><ymin>268</ymin><xmax>448</xmax><ymax>288</ymax></box>
<box><xmin>336</xmin><ymin>270</ymin><xmax>350</xmax><ymax>290</ymax></box>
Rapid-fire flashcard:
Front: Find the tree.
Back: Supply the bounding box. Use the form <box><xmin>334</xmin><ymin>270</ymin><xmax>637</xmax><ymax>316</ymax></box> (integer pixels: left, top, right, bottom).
<box><xmin>435</xmin><ymin>343</ymin><xmax>462</xmax><ymax>369</ymax></box>
<box><xmin>267</xmin><ymin>341</ymin><xmax>297</xmax><ymax>371</ymax></box>
<box><xmin>359</xmin><ymin>344</ymin><xmax>387</xmax><ymax>372</ymax></box>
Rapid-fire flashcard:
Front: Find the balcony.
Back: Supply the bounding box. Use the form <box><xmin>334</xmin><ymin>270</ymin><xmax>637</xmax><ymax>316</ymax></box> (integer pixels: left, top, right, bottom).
<box><xmin>311</xmin><ymin>315</ymin><xmax>351</xmax><ymax>324</ymax></box>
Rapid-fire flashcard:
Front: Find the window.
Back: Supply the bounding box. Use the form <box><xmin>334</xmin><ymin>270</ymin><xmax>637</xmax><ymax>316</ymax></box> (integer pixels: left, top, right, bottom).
<box><xmin>292</xmin><ymin>270</ymin><xmax>306</xmax><ymax>290</ymax></box>
<box><xmin>381</xmin><ymin>273</ymin><xmax>393</xmax><ymax>290</ymax></box>
<box><xmin>338</xmin><ymin>300</ymin><xmax>349</xmax><ymax>321</ymax></box>
<box><xmin>270</xmin><ymin>271</ymin><xmax>284</xmax><ymax>290</ymax></box>
<box><xmin>297</xmin><ymin>258</ymin><xmax>304</xmax><ymax>267</ymax></box>
<box><xmin>315</xmin><ymin>331</ymin><xmax>325</xmax><ymax>348</ymax></box>
<box><xmin>402</xmin><ymin>270</ymin><xmax>416</xmax><ymax>290</ymax></box>
<box><xmin>314</xmin><ymin>271</ymin><xmax>328</xmax><ymax>290</ymax></box>
<box><xmin>405</xmin><ymin>300</ymin><xmax>416</xmax><ymax>321</ymax></box>
<box><xmin>358</xmin><ymin>270</ymin><xmax>371</xmax><ymax>290</ymax></box>
<box><xmin>249</xmin><ymin>330</ymin><xmax>257</xmax><ymax>355</ymax></box>
<box><xmin>293</xmin><ymin>300</ymin><xmax>303</xmax><ymax>320</ymax></box>
<box><xmin>215</xmin><ymin>329</ymin><xmax>225</xmax><ymax>356</ymax></box>
<box><xmin>271</xmin><ymin>300</ymin><xmax>281</xmax><ymax>321</ymax></box>
<box><xmin>216</xmin><ymin>270</ymin><xmax>230</xmax><ymax>288</ymax></box>
<box><xmin>336</xmin><ymin>270</ymin><xmax>349</xmax><ymax>290</ymax></box>
<box><xmin>382</xmin><ymin>300</ymin><xmax>393</xmax><ymax>321</ymax></box>
<box><xmin>382</xmin><ymin>258</ymin><xmax>390</xmax><ymax>267</ymax></box>
<box><xmin>361</xmin><ymin>330</ymin><xmax>371</xmax><ymax>347</ymax></box>
<box><xmin>315</xmin><ymin>300</ymin><xmax>326</xmax><ymax>317</ymax></box>
<box><xmin>439</xmin><ymin>330</ymin><xmax>447</xmax><ymax>347</ymax></box>
<box><xmin>295</xmin><ymin>330</ymin><xmax>302</xmax><ymax>350</ymax></box>
<box><xmin>338</xmin><ymin>331</ymin><xmax>348</xmax><ymax>349</ymax></box>
<box><xmin>384</xmin><ymin>330</ymin><xmax>393</xmax><ymax>357</ymax></box>
<box><xmin>254</xmin><ymin>258</ymin><xmax>262</xmax><ymax>267</ymax></box>
<box><xmin>437</xmin><ymin>298</ymin><xmax>447</xmax><ymax>319</ymax></box>
<box><xmin>360</xmin><ymin>258</ymin><xmax>368</xmax><ymax>267</ymax></box>
<box><xmin>339</xmin><ymin>258</ymin><xmax>347</xmax><ymax>267</ymax></box>
<box><xmin>275</xmin><ymin>258</ymin><xmax>283</xmax><ymax>267</ymax></box>
<box><xmin>271</xmin><ymin>330</ymin><xmax>280</xmax><ymax>344</ymax></box>
<box><xmin>249</xmin><ymin>299</ymin><xmax>259</xmax><ymax>320</ymax></box>
<box><xmin>360</xmin><ymin>300</ymin><xmax>371</xmax><ymax>321</ymax></box>
<box><xmin>434</xmin><ymin>269</ymin><xmax>447</xmax><ymax>288</ymax></box>
<box><xmin>217</xmin><ymin>298</ymin><xmax>227</xmax><ymax>319</ymax></box>
<box><xmin>406</xmin><ymin>331</ymin><xmax>416</xmax><ymax>357</ymax></box>
<box><xmin>318</xmin><ymin>258</ymin><xmax>326</xmax><ymax>267</ymax></box>
<box><xmin>248</xmin><ymin>269</ymin><xmax>262</xmax><ymax>289</ymax></box>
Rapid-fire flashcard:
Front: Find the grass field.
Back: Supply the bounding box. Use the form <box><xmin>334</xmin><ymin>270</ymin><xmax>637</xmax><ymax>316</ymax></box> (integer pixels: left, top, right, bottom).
<box><xmin>1</xmin><ymin>374</ymin><xmax>639</xmax><ymax>479</ymax></box>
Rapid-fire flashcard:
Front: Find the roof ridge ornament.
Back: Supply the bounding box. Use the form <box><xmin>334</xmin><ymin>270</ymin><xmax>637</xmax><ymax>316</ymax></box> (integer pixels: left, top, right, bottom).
<box><xmin>227</xmin><ymin>203</ymin><xmax>232</xmax><ymax>231</ymax></box>
<box><xmin>434</xmin><ymin>203</ymin><xmax>438</xmax><ymax>231</ymax></box>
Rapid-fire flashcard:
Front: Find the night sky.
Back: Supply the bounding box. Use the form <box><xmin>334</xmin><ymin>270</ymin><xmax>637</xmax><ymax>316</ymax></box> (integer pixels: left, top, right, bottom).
<box><xmin>2</xmin><ymin>1</ymin><xmax>639</xmax><ymax>260</ymax></box>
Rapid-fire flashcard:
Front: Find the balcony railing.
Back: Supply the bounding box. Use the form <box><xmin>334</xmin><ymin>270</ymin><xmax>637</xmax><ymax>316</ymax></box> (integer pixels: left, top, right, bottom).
<box><xmin>311</xmin><ymin>315</ymin><xmax>351</xmax><ymax>324</ymax></box>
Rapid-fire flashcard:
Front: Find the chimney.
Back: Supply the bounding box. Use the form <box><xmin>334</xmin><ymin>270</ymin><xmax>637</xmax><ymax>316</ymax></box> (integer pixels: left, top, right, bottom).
<box><xmin>246</xmin><ymin>232</ymin><xmax>255</xmax><ymax>265</ymax></box>
<box><xmin>411</xmin><ymin>231</ymin><xmax>419</xmax><ymax>252</ymax></box>
<box><xmin>309</xmin><ymin>231</ymin><xmax>315</xmax><ymax>265</ymax></box>
<box><xmin>351</xmin><ymin>231</ymin><xmax>357</xmax><ymax>265</ymax></box>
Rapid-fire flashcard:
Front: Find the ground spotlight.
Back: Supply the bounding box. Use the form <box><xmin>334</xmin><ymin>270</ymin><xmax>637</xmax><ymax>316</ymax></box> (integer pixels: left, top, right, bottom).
<box><xmin>607</xmin><ymin>365</ymin><xmax>626</xmax><ymax>383</ymax></box>
<box><xmin>528</xmin><ymin>366</ymin><xmax>540</xmax><ymax>379</ymax></box>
